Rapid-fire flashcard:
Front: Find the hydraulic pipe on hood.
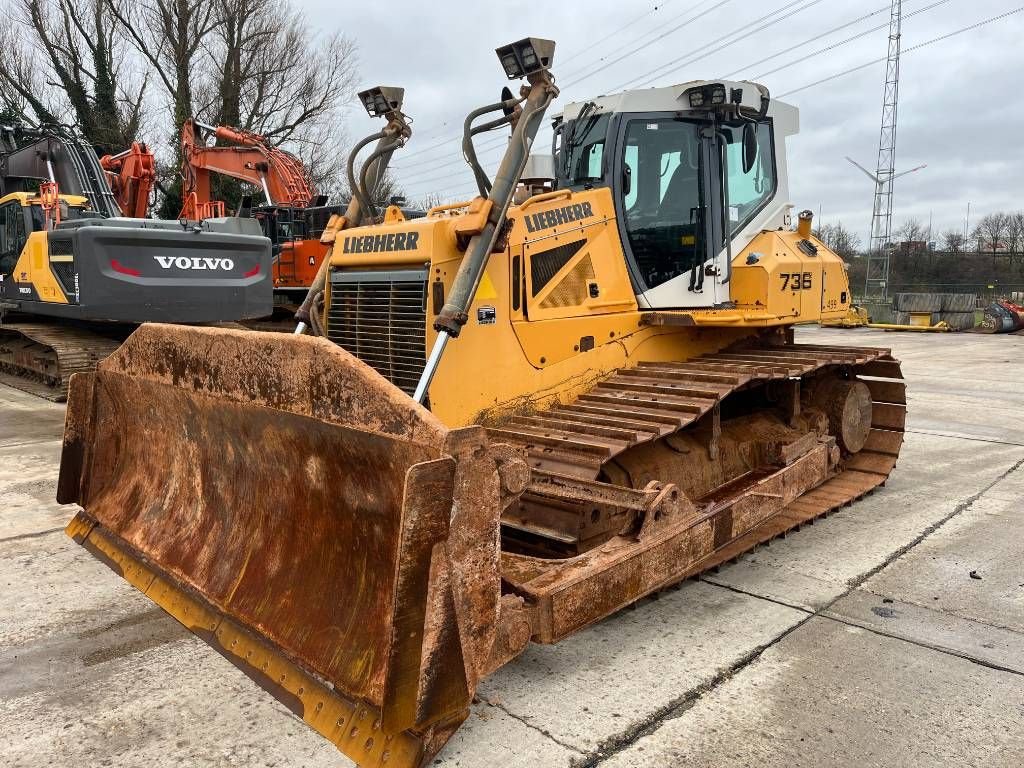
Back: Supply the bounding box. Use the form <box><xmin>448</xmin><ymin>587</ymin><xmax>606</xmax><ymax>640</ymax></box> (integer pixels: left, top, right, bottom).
<box><xmin>413</xmin><ymin>44</ymin><xmax>558</xmax><ymax>403</ymax></box>
<box><xmin>294</xmin><ymin>95</ymin><xmax>410</xmax><ymax>332</ymax></box>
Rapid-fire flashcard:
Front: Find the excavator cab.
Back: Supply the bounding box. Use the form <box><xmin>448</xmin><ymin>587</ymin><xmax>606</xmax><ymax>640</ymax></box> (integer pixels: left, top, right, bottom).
<box><xmin>61</xmin><ymin>38</ymin><xmax>905</xmax><ymax>768</ymax></box>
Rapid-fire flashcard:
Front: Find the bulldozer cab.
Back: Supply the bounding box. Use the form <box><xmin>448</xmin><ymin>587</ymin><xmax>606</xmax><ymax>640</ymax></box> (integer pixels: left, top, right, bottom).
<box><xmin>554</xmin><ymin>81</ymin><xmax>796</xmax><ymax>309</ymax></box>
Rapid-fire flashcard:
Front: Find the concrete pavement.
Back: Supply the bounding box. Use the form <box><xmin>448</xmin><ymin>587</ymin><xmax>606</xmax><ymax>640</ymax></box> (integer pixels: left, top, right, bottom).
<box><xmin>1</xmin><ymin>326</ymin><xmax>1022</xmax><ymax>767</ymax></box>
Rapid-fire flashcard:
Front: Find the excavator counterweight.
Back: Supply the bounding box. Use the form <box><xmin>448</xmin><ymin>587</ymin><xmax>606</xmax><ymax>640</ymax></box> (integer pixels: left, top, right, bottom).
<box><xmin>61</xmin><ymin>38</ymin><xmax>907</xmax><ymax>767</ymax></box>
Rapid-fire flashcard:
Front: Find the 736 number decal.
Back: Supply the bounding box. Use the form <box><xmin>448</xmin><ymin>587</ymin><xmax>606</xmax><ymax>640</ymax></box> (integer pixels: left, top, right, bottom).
<box><xmin>780</xmin><ymin>271</ymin><xmax>812</xmax><ymax>291</ymax></box>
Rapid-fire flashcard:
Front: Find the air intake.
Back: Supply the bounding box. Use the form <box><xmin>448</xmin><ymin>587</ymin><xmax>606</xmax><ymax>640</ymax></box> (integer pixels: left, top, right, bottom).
<box><xmin>326</xmin><ymin>268</ymin><xmax>428</xmax><ymax>396</ymax></box>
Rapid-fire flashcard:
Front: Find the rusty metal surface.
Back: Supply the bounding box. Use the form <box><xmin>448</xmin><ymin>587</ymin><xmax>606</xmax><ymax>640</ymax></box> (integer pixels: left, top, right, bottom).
<box><xmin>62</xmin><ymin>330</ymin><xmax>906</xmax><ymax>767</ymax></box>
<box><xmin>63</xmin><ymin>323</ymin><xmax>486</xmax><ymax>768</ymax></box>
<box><xmin>496</xmin><ymin>342</ymin><xmax>906</xmax><ymax>642</ymax></box>
<box><xmin>99</xmin><ymin>324</ymin><xmax>447</xmax><ymax>444</ymax></box>
<box><xmin>486</xmin><ymin>341</ymin><xmax>886</xmax><ymax>479</ymax></box>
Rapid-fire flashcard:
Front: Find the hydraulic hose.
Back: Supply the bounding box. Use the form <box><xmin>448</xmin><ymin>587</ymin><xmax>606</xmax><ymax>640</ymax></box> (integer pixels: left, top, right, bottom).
<box><xmin>295</xmin><ymin>121</ymin><xmax>407</xmax><ymax>331</ymax></box>
<box><xmin>462</xmin><ymin>97</ymin><xmax>520</xmax><ymax>197</ymax></box>
<box><xmin>413</xmin><ymin>74</ymin><xmax>557</xmax><ymax>402</ymax></box>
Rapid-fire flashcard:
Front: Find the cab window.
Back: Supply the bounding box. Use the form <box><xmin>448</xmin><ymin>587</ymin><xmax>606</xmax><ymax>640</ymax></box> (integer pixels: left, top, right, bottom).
<box><xmin>0</xmin><ymin>202</ymin><xmax>27</xmax><ymax>275</ymax></box>
<box><xmin>620</xmin><ymin>119</ymin><xmax>705</xmax><ymax>290</ymax></box>
<box><xmin>720</xmin><ymin>121</ymin><xmax>775</xmax><ymax>233</ymax></box>
<box><xmin>560</xmin><ymin>113</ymin><xmax>610</xmax><ymax>188</ymax></box>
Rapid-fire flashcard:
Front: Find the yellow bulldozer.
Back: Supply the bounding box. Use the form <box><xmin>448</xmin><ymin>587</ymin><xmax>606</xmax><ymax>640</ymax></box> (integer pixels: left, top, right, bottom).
<box><xmin>57</xmin><ymin>39</ymin><xmax>905</xmax><ymax>767</ymax></box>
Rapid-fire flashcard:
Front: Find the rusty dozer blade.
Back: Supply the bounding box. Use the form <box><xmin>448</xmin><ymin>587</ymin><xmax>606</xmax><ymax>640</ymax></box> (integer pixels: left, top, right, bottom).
<box><xmin>58</xmin><ymin>324</ymin><xmax>528</xmax><ymax>767</ymax></box>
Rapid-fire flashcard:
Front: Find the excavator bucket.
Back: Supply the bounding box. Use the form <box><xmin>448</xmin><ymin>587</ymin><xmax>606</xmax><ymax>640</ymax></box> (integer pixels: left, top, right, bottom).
<box><xmin>57</xmin><ymin>325</ymin><xmax>516</xmax><ymax>767</ymax></box>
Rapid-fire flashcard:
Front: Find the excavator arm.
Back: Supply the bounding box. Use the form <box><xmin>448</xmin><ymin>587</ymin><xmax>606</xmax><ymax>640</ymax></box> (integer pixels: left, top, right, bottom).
<box><xmin>179</xmin><ymin>118</ymin><xmax>315</xmax><ymax>219</ymax></box>
<box><xmin>99</xmin><ymin>142</ymin><xmax>155</xmax><ymax>218</ymax></box>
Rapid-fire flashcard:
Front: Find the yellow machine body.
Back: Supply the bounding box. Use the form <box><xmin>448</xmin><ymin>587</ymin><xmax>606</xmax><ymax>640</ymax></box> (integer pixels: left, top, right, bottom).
<box><xmin>0</xmin><ymin>192</ymin><xmax>89</xmax><ymax>305</ymax></box>
<box><xmin>325</xmin><ymin>186</ymin><xmax>853</xmax><ymax>426</ymax></box>
<box><xmin>60</xmin><ymin>65</ymin><xmax>905</xmax><ymax>768</ymax></box>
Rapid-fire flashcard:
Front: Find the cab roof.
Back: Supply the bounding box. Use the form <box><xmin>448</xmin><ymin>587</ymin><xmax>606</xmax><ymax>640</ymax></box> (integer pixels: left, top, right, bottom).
<box><xmin>557</xmin><ymin>79</ymin><xmax>798</xmax><ymax>136</ymax></box>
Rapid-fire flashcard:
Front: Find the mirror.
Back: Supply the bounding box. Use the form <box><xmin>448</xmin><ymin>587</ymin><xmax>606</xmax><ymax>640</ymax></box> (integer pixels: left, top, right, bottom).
<box><xmin>500</xmin><ymin>86</ymin><xmax>516</xmax><ymax>117</ymax></box>
<box><xmin>741</xmin><ymin>122</ymin><xmax>758</xmax><ymax>174</ymax></box>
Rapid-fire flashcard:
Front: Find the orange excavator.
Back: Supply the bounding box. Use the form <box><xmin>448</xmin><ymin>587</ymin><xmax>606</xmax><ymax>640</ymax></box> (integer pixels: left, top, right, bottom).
<box><xmin>178</xmin><ymin>118</ymin><xmax>328</xmax><ymax>300</ymax></box>
<box><xmin>99</xmin><ymin>142</ymin><xmax>156</xmax><ymax>218</ymax></box>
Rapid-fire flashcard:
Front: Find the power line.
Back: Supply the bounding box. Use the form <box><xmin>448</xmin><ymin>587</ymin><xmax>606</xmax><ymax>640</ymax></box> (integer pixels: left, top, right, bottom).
<box><xmin>393</xmin><ymin>1</ymin><xmax>698</xmax><ymax>167</ymax></box>
<box><xmin>401</xmin><ymin>2</ymin><xmax>1012</xmax><ymax>200</ymax></box>
<box><xmin>558</xmin><ymin>0</ymin><xmax>718</xmax><ymax>81</ymax></box>
<box><xmin>560</xmin><ymin>0</ymin><xmax>734</xmax><ymax>89</ymax></box>
<box><xmin>558</xmin><ymin>0</ymin><xmax>682</xmax><ymax>71</ymax></box>
<box><xmin>778</xmin><ymin>6</ymin><xmax>1023</xmax><ymax>97</ymax></box>
<box><xmin>720</xmin><ymin>2</ymin><xmax>892</xmax><ymax>78</ymax></box>
<box><xmin>615</xmin><ymin>0</ymin><xmax>827</xmax><ymax>91</ymax></box>
<box><xmin>751</xmin><ymin>0</ymin><xmax>950</xmax><ymax>81</ymax></box>
<box><xmin>400</xmin><ymin>0</ymin><xmax>810</xmax><ymax>183</ymax></box>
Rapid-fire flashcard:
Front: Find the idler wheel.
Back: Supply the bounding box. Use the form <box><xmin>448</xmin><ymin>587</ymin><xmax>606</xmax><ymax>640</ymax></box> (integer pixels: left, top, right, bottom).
<box><xmin>810</xmin><ymin>377</ymin><xmax>873</xmax><ymax>454</ymax></box>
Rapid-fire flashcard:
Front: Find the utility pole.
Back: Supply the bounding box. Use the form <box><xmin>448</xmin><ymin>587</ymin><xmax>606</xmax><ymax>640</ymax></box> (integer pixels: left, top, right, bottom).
<box><xmin>963</xmin><ymin>201</ymin><xmax>971</xmax><ymax>248</ymax></box>
<box><xmin>849</xmin><ymin>0</ymin><xmax>919</xmax><ymax>301</ymax></box>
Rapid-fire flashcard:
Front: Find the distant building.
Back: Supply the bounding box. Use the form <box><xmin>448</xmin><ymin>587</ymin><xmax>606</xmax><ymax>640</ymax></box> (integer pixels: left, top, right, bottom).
<box><xmin>897</xmin><ymin>240</ymin><xmax>927</xmax><ymax>255</ymax></box>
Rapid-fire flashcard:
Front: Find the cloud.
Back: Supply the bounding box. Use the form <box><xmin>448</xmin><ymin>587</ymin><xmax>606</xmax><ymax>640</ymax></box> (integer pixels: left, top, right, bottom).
<box><xmin>313</xmin><ymin>0</ymin><xmax>1023</xmax><ymax>235</ymax></box>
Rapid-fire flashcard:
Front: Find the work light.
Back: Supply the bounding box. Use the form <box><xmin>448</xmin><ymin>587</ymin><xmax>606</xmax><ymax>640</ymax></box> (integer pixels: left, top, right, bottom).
<box><xmin>358</xmin><ymin>86</ymin><xmax>404</xmax><ymax>118</ymax></box>
<box><xmin>495</xmin><ymin>38</ymin><xmax>556</xmax><ymax>79</ymax></box>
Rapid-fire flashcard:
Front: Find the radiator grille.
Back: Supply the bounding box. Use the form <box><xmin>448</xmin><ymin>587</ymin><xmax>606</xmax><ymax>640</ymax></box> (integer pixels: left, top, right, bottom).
<box><xmin>47</xmin><ymin>236</ymin><xmax>78</xmax><ymax>302</ymax></box>
<box><xmin>327</xmin><ymin>268</ymin><xmax>428</xmax><ymax>395</ymax></box>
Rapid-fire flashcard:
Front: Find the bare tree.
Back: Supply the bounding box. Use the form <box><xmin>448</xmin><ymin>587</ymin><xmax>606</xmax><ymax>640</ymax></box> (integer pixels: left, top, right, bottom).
<box><xmin>107</xmin><ymin>0</ymin><xmax>356</xmax><ymax>213</ymax></box>
<box><xmin>1005</xmin><ymin>211</ymin><xmax>1024</xmax><ymax>259</ymax></box>
<box><xmin>940</xmin><ymin>229</ymin><xmax>964</xmax><ymax>254</ymax></box>
<box><xmin>200</xmin><ymin>0</ymin><xmax>356</xmax><ymax>140</ymax></box>
<box><xmin>106</xmin><ymin>0</ymin><xmax>220</xmax><ymax>145</ymax></box>
<box><xmin>196</xmin><ymin>0</ymin><xmax>357</xmax><ymax>193</ymax></box>
<box><xmin>972</xmin><ymin>212</ymin><xmax>1009</xmax><ymax>255</ymax></box>
<box><xmin>813</xmin><ymin>221</ymin><xmax>861</xmax><ymax>261</ymax></box>
<box><xmin>896</xmin><ymin>218</ymin><xmax>927</xmax><ymax>244</ymax></box>
<box><xmin>0</xmin><ymin>0</ymin><xmax>147</xmax><ymax>153</ymax></box>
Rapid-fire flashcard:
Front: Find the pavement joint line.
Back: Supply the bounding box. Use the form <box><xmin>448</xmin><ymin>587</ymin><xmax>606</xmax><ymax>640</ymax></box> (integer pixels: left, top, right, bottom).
<box><xmin>0</xmin><ymin>438</ymin><xmax>63</xmax><ymax>450</ymax></box>
<box><xmin>817</xmin><ymin>611</ymin><xmax>1024</xmax><ymax>678</ymax></box>
<box><xmin>0</xmin><ymin>526</ymin><xmax>65</xmax><ymax>544</ymax></box>
<box><xmin>842</xmin><ymin>456</ymin><xmax>1024</xmax><ymax>590</ymax></box>
<box><xmin>578</xmin><ymin>457</ymin><xmax>1024</xmax><ymax>767</ymax></box>
<box><xmin>571</xmin><ymin>608</ymin><xmax>821</xmax><ymax>768</ymax></box>
<box><xmin>476</xmin><ymin>695</ymin><xmax>588</xmax><ymax>755</ymax></box>
<box><xmin>698</xmin><ymin>575</ymin><xmax>814</xmax><ymax>615</ymax></box>
<box><xmin>904</xmin><ymin>428</ymin><xmax>1024</xmax><ymax>447</ymax></box>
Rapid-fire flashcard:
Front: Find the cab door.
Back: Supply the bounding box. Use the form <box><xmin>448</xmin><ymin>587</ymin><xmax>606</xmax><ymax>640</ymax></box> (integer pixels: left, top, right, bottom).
<box><xmin>0</xmin><ymin>201</ymin><xmax>29</xmax><ymax>277</ymax></box>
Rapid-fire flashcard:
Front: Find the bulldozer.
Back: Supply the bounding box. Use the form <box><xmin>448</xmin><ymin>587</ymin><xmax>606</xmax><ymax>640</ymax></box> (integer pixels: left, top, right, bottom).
<box><xmin>59</xmin><ymin>39</ymin><xmax>906</xmax><ymax>767</ymax></box>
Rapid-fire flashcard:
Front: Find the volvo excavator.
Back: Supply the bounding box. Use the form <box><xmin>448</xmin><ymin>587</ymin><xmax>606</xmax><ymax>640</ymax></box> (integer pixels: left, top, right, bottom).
<box><xmin>0</xmin><ymin>125</ymin><xmax>272</xmax><ymax>399</ymax></box>
<box><xmin>59</xmin><ymin>39</ymin><xmax>906</xmax><ymax>767</ymax></box>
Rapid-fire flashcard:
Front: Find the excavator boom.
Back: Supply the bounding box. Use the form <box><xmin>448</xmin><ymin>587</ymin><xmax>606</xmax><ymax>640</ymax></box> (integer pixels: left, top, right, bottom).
<box><xmin>179</xmin><ymin>118</ymin><xmax>315</xmax><ymax>216</ymax></box>
<box><xmin>99</xmin><ymin>142</ymin><xmax>155</xmax><ymax>218</ymax></box>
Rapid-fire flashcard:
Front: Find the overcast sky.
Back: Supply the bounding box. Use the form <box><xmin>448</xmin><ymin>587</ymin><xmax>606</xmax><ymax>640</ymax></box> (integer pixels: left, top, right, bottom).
<box><xmin>305</xmin><ymin>0</ymin><xmax>1022</xmax><ymax>245</ymax></box>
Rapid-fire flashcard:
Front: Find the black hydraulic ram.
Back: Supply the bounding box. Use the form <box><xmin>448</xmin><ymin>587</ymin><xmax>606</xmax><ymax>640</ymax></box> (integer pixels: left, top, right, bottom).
<box><xmin>413</xmin><ymin>37</ymin><xmax>558</xmax><ymax>403</ymax></box>
<box><xmin>294</xmin><ymin>86</ymin><xmax>411</xmax><ymax>333</ymax></box>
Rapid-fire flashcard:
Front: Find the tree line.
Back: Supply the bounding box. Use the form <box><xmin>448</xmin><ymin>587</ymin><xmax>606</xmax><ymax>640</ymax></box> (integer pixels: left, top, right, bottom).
<box><xmin>0</xmin><ymin>0</ymin><xmax>358</xmax><ymax>215</ymax></box>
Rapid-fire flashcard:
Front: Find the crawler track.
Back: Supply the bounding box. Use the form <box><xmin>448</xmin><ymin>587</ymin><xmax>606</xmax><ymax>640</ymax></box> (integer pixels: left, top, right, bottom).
<box><xmin>490</xmin><ymin>341</ymin><xmax>905</xmax><ymax>567</ymax></box>
<box><xmin>0</xmin><ymin>323</ymin><xmax>123</xmax><ymax>401</ymax></box>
